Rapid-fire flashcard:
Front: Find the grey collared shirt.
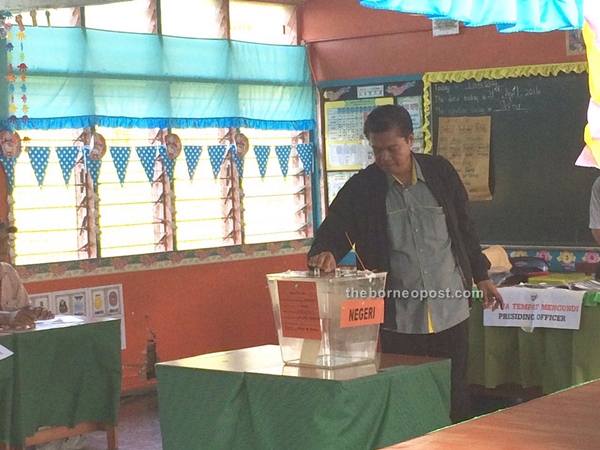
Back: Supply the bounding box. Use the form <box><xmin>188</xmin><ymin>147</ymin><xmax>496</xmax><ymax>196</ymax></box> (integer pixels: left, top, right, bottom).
<box><xmin>385</xmin><ymin>159</ymin><xmax>468</xmax><ymax>334</ymax></box>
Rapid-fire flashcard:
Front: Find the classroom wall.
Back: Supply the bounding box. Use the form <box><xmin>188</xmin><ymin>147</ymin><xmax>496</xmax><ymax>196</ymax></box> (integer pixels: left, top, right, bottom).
<box><xmin>299</xmin><ymin>0</ymin><xmax>586</xmax><ymax>82</ymax></box>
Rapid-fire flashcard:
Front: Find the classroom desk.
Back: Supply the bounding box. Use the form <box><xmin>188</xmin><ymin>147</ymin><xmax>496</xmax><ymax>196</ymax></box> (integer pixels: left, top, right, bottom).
<box><xmin>382</xmin><ymin>378</ymin><xmax>600</xmax><ymax>449</ymax></box>
<box><xmin>156</xmin><ymin>345</ymin><xmax>452</xmax><ymax>450</ymax></box>
<box><xmin>0</xmin><ymin>318</ymin><xmax>122</xmax><ymax>450</ymax></box>
<box><xmin>468</xmin><ymin>290</ymin><xmax>600</xmax><ymax>394</ymax></box>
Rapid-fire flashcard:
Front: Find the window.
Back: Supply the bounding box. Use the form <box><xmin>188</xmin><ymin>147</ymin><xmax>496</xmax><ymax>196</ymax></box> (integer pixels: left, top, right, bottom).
<box><xmin>160</xmin><ymin>0</ymin><xmax>224</xmax><ymax>39</ymax></box>
<box><xmin>230</xmin><ymin>1</ymin><xmax>297</xmax><ymax>44</ymax></box>
<box><xmin>95</xmin><ymin>127</ymin><xmax>170</xmax><ymax>258</ymax></box>
<box><xmin>240</xmin><ymin>129</ymin><xmax>311</xmax><ymax>244</ymax></box>
<box><xmin>4</xmin><ymin>1</ymin><xmax>313</xmax><ymax>266</ymax></box>
<box><xmin>84</xmin><ymin>0</ymin><xmax>155</xmax><ymax>33</ymax></box>
<box><xmin>11</xmin><ymin>8</ymin><xmax>79</xmax><ymax>27</ymax></box>
<box><xmin>170</xmin><ymin>128</ymin><xmax>234</xmax><ymax>250</ymax></box>
<box><xmin>12</xmin><ymin>129</ymin><xmax>87</xmax><ymax>265</ymax></box>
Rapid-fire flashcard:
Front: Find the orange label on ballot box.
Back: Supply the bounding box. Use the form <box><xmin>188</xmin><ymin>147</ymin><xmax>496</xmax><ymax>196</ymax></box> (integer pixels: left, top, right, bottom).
<box><xmin>340</xmin><ymin>299</ymin><xmax>384</xmax><ymax>328</ymax></box>
<box><xmin>277</xmin><ymin>281</ymin><xmax>322</xmax><ymax>340</ymax></box>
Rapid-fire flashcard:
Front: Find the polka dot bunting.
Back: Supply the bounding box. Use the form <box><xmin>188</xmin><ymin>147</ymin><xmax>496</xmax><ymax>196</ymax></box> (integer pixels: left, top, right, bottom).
<box><xmin>158</xmin><ymin>145</ymin><xmax>176</xmax><ymax>184</ymax></box>
<box><xmin>231</xmin><ymin>144</ymin><xmax>244</xmax><ymax>178</ymax></box>
<box><xmin>275</xmin><ymin>145</ymin><xmax>292</xmax><ymax>178</ymax></box>
<box><xmin>56</xmin><ymin>146</ymin><xmax>80</xmax><ymax>186</ymax></box>
<box><xmin>207</xmin><ymin>145</ymin><xmax>227</xmax><ymax>179</ymax></box>
<box><xmin>296</xmin><ymin>143</ymin><xmax>313</xmax><ymax>176</ymax></box>
<box><xmin>253</xmin><ymin>145</ymin><xmax>270</xmax><ymax>179</ymax></box>
<box><xmin>83</xmin><ymin>145</ymin><xmax>102</xmax><ymax>190</ymax></box>
<box><xmin>183</xmin><ymin>145</ymin><xmax>202</xmax><ymax>181</ymax></box>
<box><xmin>109</xmin><ymin>146</ymin><xmax>131</xmax><ymax>186</ymax></box>
<box><xmin>27</xmin><ymin>146</ymin><xmax>50</xmax><ymax>187</ymax></box>
<box><xmin>136</xmin><ymin>146</ymin><xmax>158</xmax><ymax>183</ymax></box>
<box><xmin>0</xmin><ymin>152</ymin><xmax>18</xmax><ymax>194</ymax></box>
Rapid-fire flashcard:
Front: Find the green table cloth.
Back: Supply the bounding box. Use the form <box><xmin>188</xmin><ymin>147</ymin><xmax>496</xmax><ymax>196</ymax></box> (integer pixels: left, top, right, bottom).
<box><xmin>469</xmin><ymin>291</ymin><xmax>600</xmax><ymax>394</ymax></box>
<box><xmin>0</xmin><ymin>318</ymin><xmax>122</xmax><ymax>447</ymax></box>
<box><xmin>156</xmin><ymin>345</ymin><xmax>451</xmax><ymax>450</ymax></box>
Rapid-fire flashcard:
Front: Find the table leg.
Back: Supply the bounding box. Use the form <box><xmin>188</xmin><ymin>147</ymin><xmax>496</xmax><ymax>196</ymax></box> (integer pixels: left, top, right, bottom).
<box><xmin>107</xmin><ymin>425</ymin><xmax>118</xmax><ymax>449</ymax></box>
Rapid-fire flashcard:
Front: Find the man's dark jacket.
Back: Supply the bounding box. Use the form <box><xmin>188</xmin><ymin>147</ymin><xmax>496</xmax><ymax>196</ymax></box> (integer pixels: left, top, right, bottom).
<box><xmin>309</xmin><ymin>153</ymin><xmax>490</xmax><ymax>298</ymax></box>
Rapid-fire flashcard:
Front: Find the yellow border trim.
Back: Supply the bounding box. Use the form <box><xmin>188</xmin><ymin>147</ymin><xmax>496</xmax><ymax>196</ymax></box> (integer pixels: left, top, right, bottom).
<box><xmin>422</xmin><ymin>62</ymin><xmax>588</xmax><ymax>153</ymax></box>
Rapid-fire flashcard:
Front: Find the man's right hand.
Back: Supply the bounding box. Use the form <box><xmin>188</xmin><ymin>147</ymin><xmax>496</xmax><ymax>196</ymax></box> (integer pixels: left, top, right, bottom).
<box><xmin>308</xmin><ymin>251</ymin><xmax>337</xmax><ymax>273</ymax></box>
<box><xmin>4</xmin><ymin>307</ymin><xmax>37</xmax><ymax>329</ymax></box>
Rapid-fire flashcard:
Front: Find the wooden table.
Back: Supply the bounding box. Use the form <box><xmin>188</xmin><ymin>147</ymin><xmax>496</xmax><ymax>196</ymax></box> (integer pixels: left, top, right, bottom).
<box><xmin>0</xmin><ymin>318</ymin><xmax>122</xmax><ymax>450</ymax></box>
<box><xmin>156</xmin><ymin>344</ymin><xmax>452</xmax><ymax>450</ymax></box>
<box><xmin>383</xmin><ymin>379</ymin><xmax>600</xmax><ymax>449</ymax></box>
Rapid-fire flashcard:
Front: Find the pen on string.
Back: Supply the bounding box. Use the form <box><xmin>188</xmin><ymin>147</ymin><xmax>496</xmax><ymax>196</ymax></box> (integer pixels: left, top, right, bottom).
<box><xmin>345</xmin><ymin>232</ymin><xmax>366</xmax><ymax>271</ymax></box>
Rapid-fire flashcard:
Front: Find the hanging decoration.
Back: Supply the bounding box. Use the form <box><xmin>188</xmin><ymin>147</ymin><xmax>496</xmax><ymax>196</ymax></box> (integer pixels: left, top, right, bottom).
<box><xmin>207</xmin><ymin>145</ymin><xmax>227</xmax><ymax>179</ymax></box>
<box><xmin>231</xmin><ymin>145</ymin><xmax>244</xmax><ymax>178</ymax></box>
<box><xmin>158</xmin><ymin>145</ymin><xmax>176</xmax><ymax>184</ymax></box>
<box><xmin>83</xmin><ymin>148</ymin><xmax>102</xmax><ymax>190</ymax></box>
<box><xmin>183</xmin><ymin>145</ymin><xmax>202</xmax><ymax>181</ymax></box>
<box><xmin>359</xmin><ymin>0</ymin><xmax>584</xmax><ymax>33</ymax></box>
<box><xmin>275</xmin><ymin>145</ymin><xmax>292</xmax><ymax>178</ymax></box>
<box><xmin>4</xmin><ymin>14</ymin><xmax>28</xmax><ymax>126</ymax></box>
<box><xmin>109</xmin><ymin>146</ymin><xmax>131</xmax><ymax>186</ymax></box>
<box><xmin>582</xmin><ymin>1</ymin><xmax>600</xmax><ymax>167</ymax></box>
<box><xmin>27</xmin><ymin>146</ymin><xmax>50</xmax><ymax>187</ymax></box>
<box><xmin>296</xmin><ymin>143</ymin><xmax>314</xmax><ymax>176</ymax></box>
<box><xmin>0</xmin><ymin>130</ymin><xmax>22</xmax><ymax>194</ymax></box>
<box><xmin>254</xmin><ymin>145</ymin><xmax>270</xmax><ymax>179</ymax></box>
<box><xmin>136</xmin><ymin>146</ymin><xmax>158</xmax><ymax>183</ymax></box>
<box><xmin>56</xmin><ymin>146</ymin><xmax>80</xmax><ymax>186</ymax></box>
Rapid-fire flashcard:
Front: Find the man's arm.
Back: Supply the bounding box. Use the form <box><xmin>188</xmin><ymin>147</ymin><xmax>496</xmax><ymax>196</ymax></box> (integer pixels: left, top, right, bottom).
<box><xmin>307</xmin><ymin>176</ymin><xmax>360</xmax><ymax>269</ymax></box>
<box><xmin>443</xmin><ymin>159</ymin><xmax>504</xmax><ymax>310</ymax></box>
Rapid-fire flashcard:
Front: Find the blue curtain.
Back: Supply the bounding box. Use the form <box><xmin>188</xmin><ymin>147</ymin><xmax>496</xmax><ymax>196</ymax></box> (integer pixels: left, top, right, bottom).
<box><xmin>360</xmin><ymin>0</ymin><xmax>584</xmax><ymax>32</ymax></box>
<box><xmin>5</xmin><ymin>27</ymin><xmax>315</xmax><ymax>131</ymax></box>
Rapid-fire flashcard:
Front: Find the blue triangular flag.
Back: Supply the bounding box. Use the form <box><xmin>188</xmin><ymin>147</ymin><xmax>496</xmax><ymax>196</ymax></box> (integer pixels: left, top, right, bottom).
<box><xmin>136</xmin><ymin>146</ymin><xmax>158</xmax><ymax>183</ymax></box>
<box><xmin>56</xmin><ymin>146</ymin><xmax>80</xmax><ymax>186</ymax></box>
<box><xmin>275</xmin><ymin>145</ymin><xmax>292</xmax><ymax>178</ymax></box>
<box><xmin>231</xmin><ymin>145</ymin><xmax>244</xmax><ymax>178</ymax></box>
<box><xmin>207</xmin><ymin>145</ymin><xmax>227</xmax><ymax>179</ymax></box>
<box><xmin>27</xmin><ymin>147</ymin><xmax>51</xmax><ymax>187</ymax></box>
<box><xmin>158</xmin><ymin>145</ymin><xmax>176</xmax><ymax>184</ymax></box>
<box><xmin>0</xmin><ymin>152</ymin><xmax>18</xmax><ymax>194</ymax></box>
<box><xmin>109</xmin><ymin>146</ymin><xmax>131</xmax><ymax>186</ymax></box>
<box><xmin>296</xmin><ymin>143</ymin><xmax>313</xmax><ymax>176</ymax></box>
<box><xmin>183</xmin><ymin>145</ymin><xmax>202</xmax><ymax>181</ymax></box>
<box><xmin>254</xmin><ymin>145</ymin><xmax>270</xmax><ymax>179</ymax></box>
<box><xmin>83</xmin><ymin>146</ymin><xmax>102</xmax><ymax>190</ymax></box>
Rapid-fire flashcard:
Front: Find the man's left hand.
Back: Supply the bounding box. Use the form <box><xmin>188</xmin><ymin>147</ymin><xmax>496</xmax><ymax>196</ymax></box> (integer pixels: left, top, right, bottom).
<box><xmin>32</xmin><ymin>306</ymin><xmax>55</xmax><ymax>320</ymax></box>
<box><xmin>477</xmin><ymin>279</ymin><xmax>505</xmax><ymax>311</ymax></box>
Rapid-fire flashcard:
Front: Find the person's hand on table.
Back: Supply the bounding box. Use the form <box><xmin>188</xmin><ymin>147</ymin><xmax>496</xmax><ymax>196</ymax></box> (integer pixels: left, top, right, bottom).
<box><xmin>477</xmin><ymin>279</ymin><xmax>505</xmax><ymax>311</ymax></box>
<box><xmin>0</xmin><ymin>307</ymin><xmax>37</xmax><ymax>329</ymax></box>
<box><xmin>32</xmin><ymin>306</ymin><xmax>54</xmax><ymax>320</ymax></box>
<box><xmin>308</xmin><ymin>251</ymin><xmax>336</xmax><ymax>273</ymax></box>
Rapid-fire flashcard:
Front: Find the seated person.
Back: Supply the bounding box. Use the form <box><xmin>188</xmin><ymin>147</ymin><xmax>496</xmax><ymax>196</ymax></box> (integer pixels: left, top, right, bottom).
<box><xmin>0</xmin><ymin>220</ymin><xmax>53</xmax><ymax>327</ymax></box>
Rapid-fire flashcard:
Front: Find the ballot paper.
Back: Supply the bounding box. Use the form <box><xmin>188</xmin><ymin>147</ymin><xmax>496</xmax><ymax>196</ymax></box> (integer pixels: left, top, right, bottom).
<box><xmin>0</xmin><ymin>344</ymin><xmax>14</xmax><ymax>360</ymax></box>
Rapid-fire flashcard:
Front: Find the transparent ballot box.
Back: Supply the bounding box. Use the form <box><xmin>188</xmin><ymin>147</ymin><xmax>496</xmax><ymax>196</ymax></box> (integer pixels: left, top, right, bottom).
<box><xmin>266</xmin><ymin>270</ymin><xmax>387</xmax><ymax>368</ymax></box>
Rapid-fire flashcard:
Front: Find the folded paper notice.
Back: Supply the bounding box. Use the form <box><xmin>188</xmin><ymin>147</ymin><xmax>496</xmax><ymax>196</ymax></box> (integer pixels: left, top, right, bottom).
<box><xmin>484</xmin><ymin>286</ymin><xmax>584</xmax><ymax>331</ymax></box>
<box><xmin>0</xmin><ymin>344</ymin><xmax>14</xmax><ymax>360</ymax></box>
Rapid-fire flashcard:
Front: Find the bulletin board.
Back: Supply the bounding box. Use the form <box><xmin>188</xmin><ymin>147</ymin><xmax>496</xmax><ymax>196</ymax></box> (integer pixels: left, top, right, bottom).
<box><xmin>321</xmin><ymin>79</ymin><xmax>424</xmax><ymax>205</ymax></box>
<box><xmin>426</xmin><ymin>63</ymin><xmax>598</xmax><ymax>246</ymax></box>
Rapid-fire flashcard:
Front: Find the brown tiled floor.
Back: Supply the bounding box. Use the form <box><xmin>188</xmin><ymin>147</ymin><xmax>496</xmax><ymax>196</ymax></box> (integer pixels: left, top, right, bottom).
<box><xmin>86</xmin><ymin>389</ymin><xmax>162</xmax><ymax>450</ymax></box>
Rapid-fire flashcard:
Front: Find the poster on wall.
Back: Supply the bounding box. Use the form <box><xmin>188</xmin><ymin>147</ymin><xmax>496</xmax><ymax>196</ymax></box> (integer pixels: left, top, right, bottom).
<box><xmin>436</xmin><ymin>116</ymin><xmax>492</xmax><ymax>201</ymax></box>
<box><xmin>396</xmin><ymin>95</ymin><xmax>425</xmax><ymax>153</ymax></box>
<box><xmin>322</xmin><ymin>79</ymin><xmax>424</xmax><ymax>171</ymax></box>
<box><xmin>327</xmin><ymin>170</ymin><xmax>358</xmax><ymax>205</ymax></box>
<box><xmin>30</xmin><ymin>284</ymin><xmax>126</xmax><ymax>349</ymax></box>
